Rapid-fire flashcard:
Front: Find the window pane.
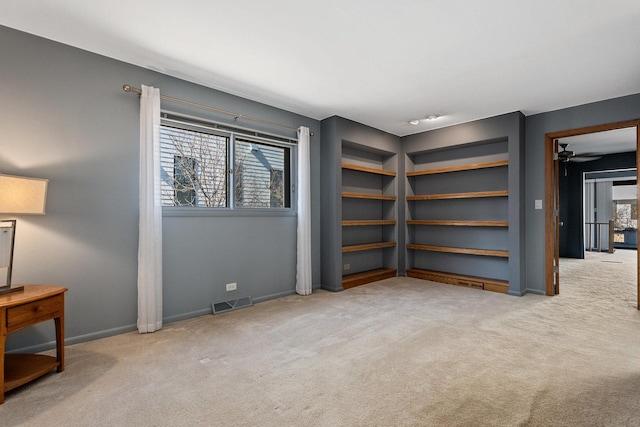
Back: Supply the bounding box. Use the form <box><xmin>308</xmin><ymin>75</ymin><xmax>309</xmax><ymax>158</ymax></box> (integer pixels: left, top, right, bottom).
<box><xmin>234</xmin><ymin>139</ymin><xmax>289</xmax><ymax>208</ymax></box>
<box><xmin>160</xmin><ymin>126</ymin><xmax>228</xmax><ymax>207</ymax></box>
<box><xmin>174</xmin><ymin>155</ymin><xmax>198</xmax><ymax>206</ymax></box>
<box><xmin>270</xmin><ymin>169</ymin><xmax>284</xmax><ymax>208</ymax></box>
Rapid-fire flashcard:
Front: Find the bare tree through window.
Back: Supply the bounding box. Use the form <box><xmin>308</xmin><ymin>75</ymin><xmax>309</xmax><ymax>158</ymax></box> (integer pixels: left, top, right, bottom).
<box><xmin>161</xmin><ymin>126</ymin><xmax>228</xmax><ymax>207</ymax></box>
<box><xmin>160</xmin><ymin>124</ymin><xmax>290</xmax><ymax>209</ymax></box>
<box><xmin>173</xmin><ymin>155</ymin><xmax>198</xmax><ymax>206</ymax></box>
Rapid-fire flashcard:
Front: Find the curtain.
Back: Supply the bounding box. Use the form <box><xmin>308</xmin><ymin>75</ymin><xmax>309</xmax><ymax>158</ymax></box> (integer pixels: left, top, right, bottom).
<box><xmin>137</xmin><ymin>85</ymin><xmax>163</xmax><ymax>333</ymax></box>
<box><xmin>296</xmin><ymin>126</ymin><xmax>312</xmax><ymax>295</ymax></box>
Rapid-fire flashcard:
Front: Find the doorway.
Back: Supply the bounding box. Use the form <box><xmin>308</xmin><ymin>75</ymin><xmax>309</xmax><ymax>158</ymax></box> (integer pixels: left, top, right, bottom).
<box><xmin>545</xmin><ymin>120</ymin><xmax>640</xmax><ymax>307</ymax></box>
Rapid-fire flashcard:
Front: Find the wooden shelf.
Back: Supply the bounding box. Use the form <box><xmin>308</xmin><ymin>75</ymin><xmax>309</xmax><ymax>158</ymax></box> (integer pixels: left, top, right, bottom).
<box><xmin>343</xmin><ymin>220</ymin><xmax>396</xmax><ymax>227</ymax></box>
<box><xmin>407</xmin><ymin>243</ymin><xmax>508</xmax><ymax>258</ymax></box>
<box><xmin>407</xmin><ymin>160</ymin><xmax>508</xmax><ymax>176</ymax></box>
<box><xmin>342</xmin><ymin>163</ymin><xmax>396</xmax><ymax>176</ymax></box>
<box><xmin>4</xmin><ymin>354</ymin><xmax>60</xmax><ymax>392</ymax></box>
<box><xmin>406</xmin><ymin>190</ymin><xmax>508</xmax><ymax>201</ymax></box>
<box><xmin>342</xmin><ymin>268</ymin><xmax>397</xmax><ymax>289</ymax></box>
<box><xmin>343</xmin><ymin>242</ymin><xmax>396</xmax><ymax>253</ymax></box>
<box><xmin>406</xmin><ymin>220</ymin><xmax>508</xmax><ymax>227</ymax></box>
<box><xmin>342</xmin><ymin>192</ymin><xmax>396</xmax><ymax>201</ymax></box>
<box><xmin>407</xmin><ymin>268</ymin><xmax>508</xmax><ymax>294</ymax></box>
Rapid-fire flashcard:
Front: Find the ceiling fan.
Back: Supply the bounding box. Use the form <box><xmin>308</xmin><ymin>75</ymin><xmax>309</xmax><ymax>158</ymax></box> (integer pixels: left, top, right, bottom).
<box><xmin>558</xmin><ymin>143</ymin><xmax>603</xmax><ymax>163</ymax></box>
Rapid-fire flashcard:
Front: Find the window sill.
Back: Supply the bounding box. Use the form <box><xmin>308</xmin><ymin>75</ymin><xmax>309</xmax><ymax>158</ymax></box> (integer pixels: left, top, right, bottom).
<box><xmin>162</xmin><ymin>207</ymin><xmax>297</xmax><ymax>218</ymax></box>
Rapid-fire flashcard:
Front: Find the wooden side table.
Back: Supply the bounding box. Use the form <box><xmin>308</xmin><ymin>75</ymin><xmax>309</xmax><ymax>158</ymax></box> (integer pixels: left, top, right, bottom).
<box><xmin>0</xmin><ymin>284</ymin><xmax>67</xmax><ymax>404</ymax></box>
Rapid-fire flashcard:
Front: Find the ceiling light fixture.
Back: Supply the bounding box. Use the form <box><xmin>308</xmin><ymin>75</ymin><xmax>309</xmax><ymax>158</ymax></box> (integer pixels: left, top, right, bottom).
<box><xmin>409</xmin><ymin>114</ymin><xmax>441</xmax><ymax>125</ymax></box>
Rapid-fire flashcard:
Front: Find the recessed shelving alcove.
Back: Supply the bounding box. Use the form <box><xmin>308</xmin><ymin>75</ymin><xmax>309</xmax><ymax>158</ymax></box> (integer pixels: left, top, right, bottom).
<box><xmin>405</xmin><ymin>141</ymin><xmax>510</xmax><ymax>293</ymax></box>
<box><xmin>341</xmin><ymin>150</ymin><xmax>398</xmax><ymax>288</ymax></box>
<box><xmin>322</xmin><ymin>113</ymin><xmax>525</xmax><ymax>295</ymax></box>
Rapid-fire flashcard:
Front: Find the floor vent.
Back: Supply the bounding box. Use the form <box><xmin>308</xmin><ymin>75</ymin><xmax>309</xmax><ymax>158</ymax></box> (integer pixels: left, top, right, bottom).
<box><xmin>212</xmin><ymin>296</ymin><xmax>253</xmax><ymax>315</ymax></box>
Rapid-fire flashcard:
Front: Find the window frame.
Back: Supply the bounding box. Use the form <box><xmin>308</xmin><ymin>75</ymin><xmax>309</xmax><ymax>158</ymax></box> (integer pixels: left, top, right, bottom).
<box><xmin>160</xmin><ymin>113</ymin><xmax>297</xmax><ymax>218</ymax></box>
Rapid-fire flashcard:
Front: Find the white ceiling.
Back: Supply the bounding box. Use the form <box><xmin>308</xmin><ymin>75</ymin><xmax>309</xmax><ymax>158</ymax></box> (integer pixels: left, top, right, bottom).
<box><xmin>3</xmin><ymin>0</ymin><xmax>640</xmax><ymax>137</ymax></box>
<box><xmin>560</xmin><ymin>127</ymin><xmax>637</xmax><ymax>156</ymax></box>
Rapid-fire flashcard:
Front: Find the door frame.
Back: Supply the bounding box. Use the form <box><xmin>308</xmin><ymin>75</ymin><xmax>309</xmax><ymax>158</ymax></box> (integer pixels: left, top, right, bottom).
<box><xmin>545</xmin><ymin>119</ymin><xmax>640</xmax><ymax>305</ymax></box>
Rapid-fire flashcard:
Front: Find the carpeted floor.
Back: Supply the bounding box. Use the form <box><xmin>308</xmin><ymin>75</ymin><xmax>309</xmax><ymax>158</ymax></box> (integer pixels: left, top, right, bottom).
<box><xmin>1</xmin><ymin>250</ymin><xmax>639</xmax><ymax>426</ymax></box>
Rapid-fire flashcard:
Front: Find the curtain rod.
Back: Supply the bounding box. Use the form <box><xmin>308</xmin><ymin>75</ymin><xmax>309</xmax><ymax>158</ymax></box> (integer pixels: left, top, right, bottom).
<box><xmin>122</xmin><ymin>84</ymin><xmax>312</xmax><ymax>136</ymax></box>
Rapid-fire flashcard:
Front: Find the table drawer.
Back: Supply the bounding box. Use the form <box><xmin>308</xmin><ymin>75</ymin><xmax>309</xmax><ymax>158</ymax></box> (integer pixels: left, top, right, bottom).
<box><xmin>6</xmin><ymin>295</ymin><xmax>63</xmax><ymax>332</ymax></box>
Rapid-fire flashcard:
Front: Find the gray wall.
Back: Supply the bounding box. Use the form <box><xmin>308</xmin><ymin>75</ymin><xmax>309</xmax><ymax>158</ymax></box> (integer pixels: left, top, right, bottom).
<box><xmin>0</xmin><ymin>26</ymin><xmax>321</xmax><ymax>352</ymax></box>
<box><xmin>402</xmin><ymin>112</ymin><xmax>526</xmax><ymax>295</ymax></box>
<box><xmin>524</xmin><ymin>93</ymin><xmax>640</xmax><ymax>293</ymax></box>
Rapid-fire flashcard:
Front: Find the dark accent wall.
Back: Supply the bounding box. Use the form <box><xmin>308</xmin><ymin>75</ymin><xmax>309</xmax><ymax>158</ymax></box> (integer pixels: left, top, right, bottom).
<box><xmin>560</xmin><ymin>152</ymin><xmax>636</xmax><ymax>258</ymax></box>
<box><xmin>320</xmin><ymin>116</ymin><xmax>401</xmax><ymax>291</ymax></box>
<box><xmin>402</xmin><ymin>112</ymin><xmax>526</xmax><ymax>295</ymax></box>
<box><xmin>524</xmin><ymin>93</ymin><xmax>640</xmax><ymax>294</ymax></box>
<box><xmin>0</xmin><ymin>25</ymin><xmax>321</xmax><ymax>352</ymax></box>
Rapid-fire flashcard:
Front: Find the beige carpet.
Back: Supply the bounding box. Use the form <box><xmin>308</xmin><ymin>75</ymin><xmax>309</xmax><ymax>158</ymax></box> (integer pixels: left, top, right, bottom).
<box><xmin>2</xmin><ymin>250</ymin><xmax>640</xmax><ymax>426</ymax></box>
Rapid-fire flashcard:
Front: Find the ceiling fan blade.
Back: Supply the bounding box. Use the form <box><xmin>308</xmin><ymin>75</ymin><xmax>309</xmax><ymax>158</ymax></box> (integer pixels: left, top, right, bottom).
<box><xmin>576</xmin><ymin>152</ymin><xmax>607</xmax><ymax>157</ymax></box>
<box><xmin>571</xmin><ymin>156</ymin><xmax>602</xmax><ymax>162</ymax></box>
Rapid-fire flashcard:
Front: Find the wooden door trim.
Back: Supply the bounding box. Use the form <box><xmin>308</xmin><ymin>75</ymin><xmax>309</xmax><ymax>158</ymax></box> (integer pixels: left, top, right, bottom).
<box><xmin>544</xmin><ymin>133</ymin><xmax>555</xmax><ymax>295</ymax></box>
<box><xmin>545</xmin><ymin>119</ymin><xmax>640</xmax><ymax>298</ymax></box>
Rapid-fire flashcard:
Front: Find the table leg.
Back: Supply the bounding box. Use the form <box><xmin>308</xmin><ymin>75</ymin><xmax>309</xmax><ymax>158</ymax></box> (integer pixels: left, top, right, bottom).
<box><xmin>54</xmin><ymin>314</ymin><xmax>64</xmax><ymax>373</ymax></box>
<box><xmin>0</xmin><ymin>331</ymin><xmax>6</xmax><ymax>404</ymax></box>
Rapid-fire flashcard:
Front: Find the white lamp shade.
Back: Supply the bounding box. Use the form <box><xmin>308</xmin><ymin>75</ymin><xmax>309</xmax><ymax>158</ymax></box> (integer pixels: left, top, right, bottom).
<box><xmin>0</xmin><ymin>174</ymin><xmax>48</xmax><ymax>214</ymax></box>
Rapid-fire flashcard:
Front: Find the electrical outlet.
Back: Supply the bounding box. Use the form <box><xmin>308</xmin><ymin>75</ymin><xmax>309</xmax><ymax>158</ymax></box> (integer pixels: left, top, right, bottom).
<box><xmin>344</xmin><ymin>263</ymin><xmax>350</xmax><ymax>271</ymax></box>
<box><xmin>226</xmin><ymin>282</ymin><xmax>237</xmax><ymax>291</ymax></box>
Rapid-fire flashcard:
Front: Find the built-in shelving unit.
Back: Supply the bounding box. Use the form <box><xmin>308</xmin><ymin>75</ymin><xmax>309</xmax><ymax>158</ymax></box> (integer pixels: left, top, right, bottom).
<box><xmin>322</xmin><ymin>113</ymin><xmax>524</xmax><ymax>295</ymax></box>
<box><xmin>320</xmin><ymin>117</ymin><xmax>402</xmax><ymax>292</ymax></box>
<box><xmin>340</xmin><ymin>152</ymin><xmax>398</xmax><ymax>288</ymax></box>
<box><xmin>406</xmin><ymin>152</ymin><xmax>509</xmax><ymax>294</ymax></box>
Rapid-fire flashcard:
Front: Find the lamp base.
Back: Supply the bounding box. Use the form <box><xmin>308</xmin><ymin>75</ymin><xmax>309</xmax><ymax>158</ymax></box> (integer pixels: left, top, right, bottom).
<box><xmin>0</xmin><ymin>285</ymin><xmax>25</xmax><ymax>295</ymax></box>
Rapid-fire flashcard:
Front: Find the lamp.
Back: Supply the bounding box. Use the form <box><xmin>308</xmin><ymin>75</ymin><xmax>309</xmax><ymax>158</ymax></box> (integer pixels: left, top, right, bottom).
<box><xmin>0</xmin><ymin>174</ymin><xmax>48</xmax><ymax>295</ymax></box>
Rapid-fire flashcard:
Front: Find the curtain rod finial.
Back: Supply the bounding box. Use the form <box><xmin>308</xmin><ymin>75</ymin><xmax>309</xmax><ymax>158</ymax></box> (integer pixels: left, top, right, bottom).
<box><xmin>123</xmin><ymin>84</ymin><xmax>132</xmax><ymax>92</ymax></box>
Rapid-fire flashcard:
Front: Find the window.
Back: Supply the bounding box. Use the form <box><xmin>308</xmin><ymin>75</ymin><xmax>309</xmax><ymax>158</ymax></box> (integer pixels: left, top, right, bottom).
<box><xmin>160</xmin><ymin>117</ymin><xmax>293</xmax><ymax>210</ymax></box>
<box><xmin>234</xmin><ymin>139</ymin><xmax>289</xmax><ymax>208</ymax></box>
